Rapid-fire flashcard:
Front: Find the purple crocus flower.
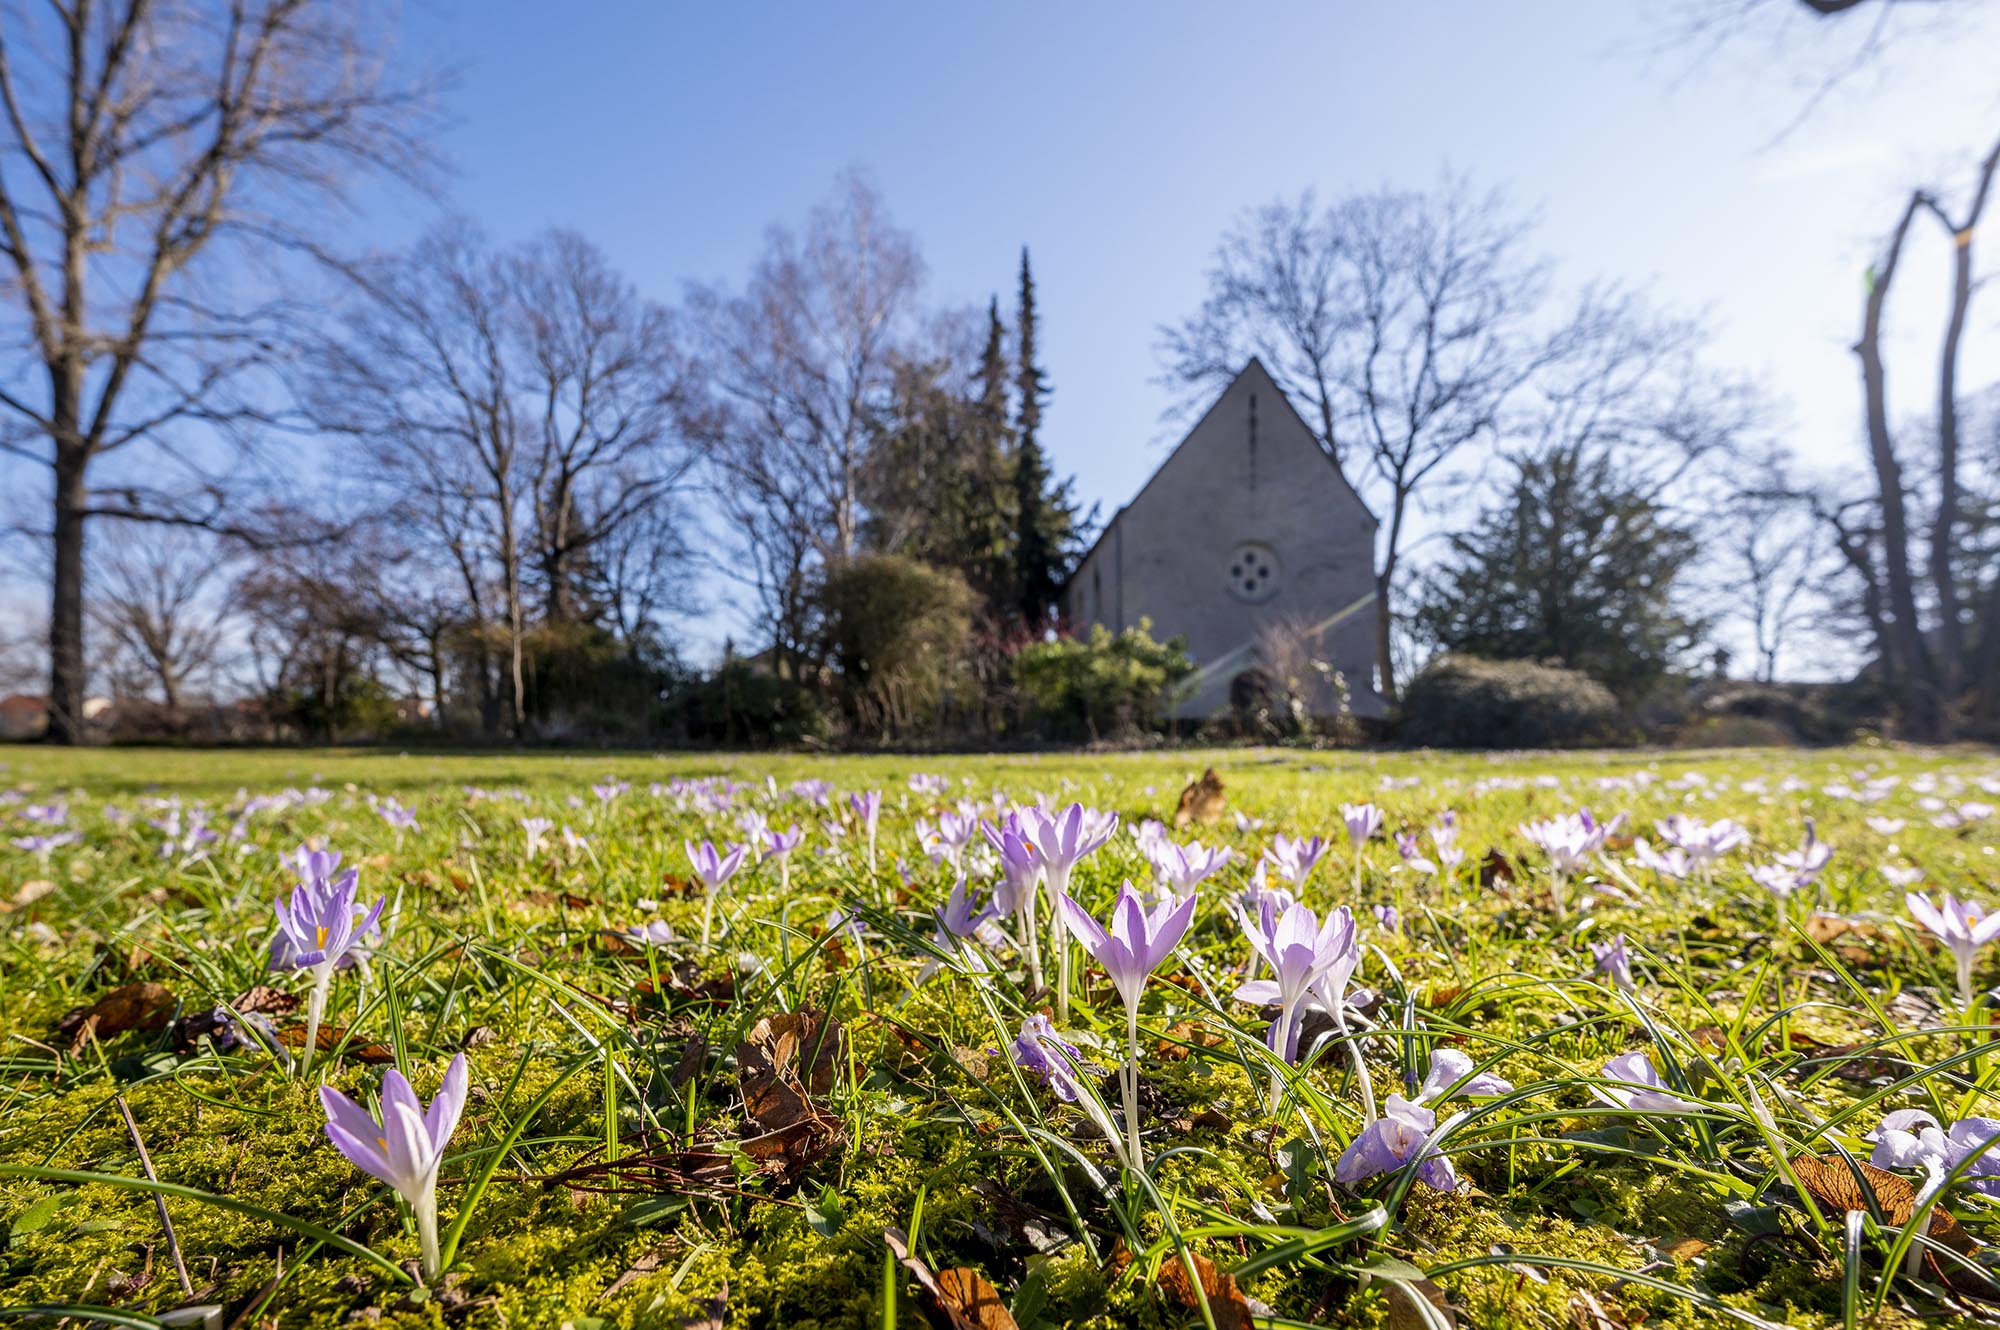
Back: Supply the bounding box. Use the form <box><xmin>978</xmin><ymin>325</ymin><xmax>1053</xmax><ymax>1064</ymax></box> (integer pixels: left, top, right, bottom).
<box><xmin>1393</xmin><ymin>832</ymin><xmax>1436</xmax><ymax>876</ymax></box>
<box><xmin>1335</xmin><ymin>1093</ymin><xmax>1459</xmax><ymax>1192</ymax></box>
<box><xmin>1774</xmin><ymin>820</ymin><xmax>1832</xmax><ymax>884</ymax></box>
<box><xmin>983</xmin><ymin>816</ymin><xmax>1047</xmax><ymax>988</ymax></box>
<box><xmin>1600</xmin><ymin>1051</ymin><xmax>1701</xmax><ymax>1114</ymax></box>
<box><xmin>1058</xmin><ymin>880</ymin><xmax>1196</xmax><ymax>1015</ymax></box>
<box><xmin>685</xmin><ymin>839</ymin><xmax>748</xmax><ymax>888</ymax></box>
<box><xmin>624</xmin><ymin>921</ymin><xmax>678</xmax><ymax>947</ymax></box>
<box><xmin>12</xmin><ymin>830</ymin><xmax>78</xmax><ymax>859</ymax></box>
<box><xmin>273</xmin><ymin>870</ymin><xmax>382</xmax><ymax>974</ymax></box>
<box><xmin>273</xmin><ymin>865</ymin><xmax>385</xmax><ymax>1077</ymax></box>
<box><xmin>1341</xmin><ymin>803</ymin><xmax>1383</xmax><ymax>848</ymax></box>
<box><xmin>378</xmin><ymin>799</ymin><xmax>418</xmax><ymax>835</ymax></box>
<box><xmin>1590</xmin><ymin>934</ymin><xmax>1635</xmax><ymax>993</ymax></box>
<box><xmin>1058</xmin><ymin>880</ymin><xmax>1197</xmax><ymax>1168</ymax></box>
<box><xmin>520</xmin><ymin>816</ymin><xmax>553</xmax><ymax>856</ymax></box>
<box><xmin>321</xmin><ymin>1054</ymin><xmax>469</xmax><ymax>1282</ymax></box>
<box><xmin>1654</xmin><ymin>815</ymin><xmax>1749</xmax><ymax>878</ymax></box>
<box><xmin>1373</xmin><ymin>903</ymin><xmax>1401</xmax><ymax>933</ymax></box>
<box><xmin>1022</xmin><ymin>803</ymin><xmax>1119</xmax><ymax>1021</ymax></box>
<box><xmin>1868</xmin><ymin>1109</ymin><xmax>2000</xmax><ymax>1197</ymax></box>
<box><xmin>919</xmin><ymin>810</ymin><xmax>980</xmax><ymax>868</ymax></box>
<box><xmin>763</xmin><ymin>824</ymin><xmax>805</xmax><ymax>892</ymax></box>
<box><xmin>591</xmin><ymin>779</ymin><xmax>629</xmax><ymax>805</ymax></box>
<box><xmin>1907</xmin><ymin>891</ymin><xmax>2000</xmax><ymax>1009</ymax></box>
<box><xmin>686</xmin><ymin>839</ymin><xmax>749</xmax><ymax>947</ymax></box>
<box><xmin>1142</xmin><ymin>837</ymin><xmax>1233</xmax><ymax>900</ymax></box>
<box><xmin>1264</xmin><ymin>834</ymin><xmax>1328</xmax><ymax>889</ymax></box>
<box><xmin>849</xmin><ymin>789</ymin><xmax>882</xmax><ymax>873</ymax></box>
<box><xmin>1632</xmin><ymin>839</ymin><xmax>1690</xmax><ymax>880</ymax></box>
<box><xmin>1006</xmin><ymin>1014</ymin><xmax>1095</xmax><ymax>1103</ymax></box>
<box><xmin>936</xmin><ymin>873</ymin><xmax>997</xmax><ymax>940</ymax></box>
<box><xmin>20</xmin><ymin>800</ymin><xmax>67</xmax><ymax>825</ymax></box>
<box><xmin>1233</xmin><ymin>901</ymin><xmax>1357</xmax><ymax>1065</ymax></box>
<box><xmin>1415</xmin><ymin>1049</ymin><xmax>1513</xmax><ymax>1103</ymax></box>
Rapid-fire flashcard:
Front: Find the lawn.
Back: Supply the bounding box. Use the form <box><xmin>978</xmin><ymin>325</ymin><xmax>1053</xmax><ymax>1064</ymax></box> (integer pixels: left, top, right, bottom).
<box><xmin>2</xmin><ymin>743</ymin><xmax>1998</xmax><ymax>1329</ymax></box>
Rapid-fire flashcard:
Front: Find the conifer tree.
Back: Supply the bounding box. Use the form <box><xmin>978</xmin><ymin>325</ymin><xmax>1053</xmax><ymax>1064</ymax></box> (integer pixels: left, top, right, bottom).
<box><xmin>1012</xmin><ymin>249</ymin><xmax>1063</xmax><ymax>628</ymax></box>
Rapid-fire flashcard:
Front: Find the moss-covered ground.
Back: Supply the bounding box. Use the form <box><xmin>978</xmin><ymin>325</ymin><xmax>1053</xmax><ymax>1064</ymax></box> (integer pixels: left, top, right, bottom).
<box><xmin>1</xmin><ymin>744</ymin><xmax>1998</xmax><ymax>1328</ymax></box>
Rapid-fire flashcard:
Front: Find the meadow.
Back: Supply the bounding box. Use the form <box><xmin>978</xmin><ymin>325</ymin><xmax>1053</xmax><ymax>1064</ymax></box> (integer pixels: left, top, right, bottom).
<box><xmin>2</xmin><ymin>743</ymin><xmax>2000</xmax><ymax>1329</ymax></box>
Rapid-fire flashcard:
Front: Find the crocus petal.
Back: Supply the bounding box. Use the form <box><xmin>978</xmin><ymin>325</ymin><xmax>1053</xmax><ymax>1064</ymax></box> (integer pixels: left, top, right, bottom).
<box><xmin>1233</xmin><ymin>979</ymin><xmax>1282</xmax><ymax>1006</ymax></box>
<box><xmin>320</xmin><ymin>1087</ymin><xmax>393</xmax><ymax>1180</ymax></box>
<box><xmin>379</xmin><ymin>1097</ymin><xmax>436</xmax><ymax>1202</ymax></box>
<box><xmin>425</xmin><ymin>1053</ymin><xmax>470</xmax><ymax>1151</ymax></box>
<box><xmin>1057</xmin><ymin>892</ymin><xmax>1110</xmax><ymax>954</ymax></box>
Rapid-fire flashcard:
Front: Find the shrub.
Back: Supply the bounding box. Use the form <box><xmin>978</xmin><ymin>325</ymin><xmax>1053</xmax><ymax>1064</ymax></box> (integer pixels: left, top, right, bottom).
<box><xmin>1671</xmin><ymin>714</ymin><xmax>1796</xmax><ymax>749</ymax></box>
<box><xmin>816</xmin><ymin>554</ymin><xmax>978</xmax><ymax>739</ymax></box>
<box><xmin>1013</xmin><ymin>621</ymin><xmax>1197</xmax><ymax>740</ymax></box>
<box><xmin>1396</xmin><ymin>654</ymin><xmax>1623</xmax><ymax>749</ymax></box>
<box><xmin>663</xmin><ymin>660</ymin><xmax>828</xmax><ymax>746</ymax></box>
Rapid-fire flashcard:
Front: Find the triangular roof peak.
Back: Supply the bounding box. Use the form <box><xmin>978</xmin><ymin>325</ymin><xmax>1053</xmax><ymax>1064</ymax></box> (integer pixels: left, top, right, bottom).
<box><xmin>1065</xmin><ymin>360</ymin><xmax>1377</xmax><ymax>580</ymax></box>
<box><xmin>1154</xmin><ymin>357</ymin><xmax>1376</xmax><ymax>527</ymax></box>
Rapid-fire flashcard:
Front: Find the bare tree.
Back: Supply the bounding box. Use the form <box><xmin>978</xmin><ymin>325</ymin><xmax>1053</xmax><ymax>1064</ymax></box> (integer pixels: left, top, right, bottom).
<box><xmin>1842</xmin><ymin>126</ymin><xmax>2000</xmax><ymax>736</ymax></box>
<box><xmin>0</xmin><ymin>0</ymin><xmax>437</xmax><ymax>741</ymax></box>
<box><xmin>1723</xmin><ymin>474</ymin><xmax>1833</xmax><ymax>681</ymax></box>
<box><xmin>90</xmin><ymin>525</ymin><xmax>228</xmax><ymax>707</ymax></box>
<box><xmin>309</xmin><ymin>223</ymin><xmax>531</xmax><ymax>737</ymax></box>
<box><xmin>510</xmin><ymin>230</ymin><xmax>691</xmax><ymax>623</ymax></box>
<box><xmin>680</xmin><ymin>171</ymin><xmax>925</xmax><ymax>673</ymax></box>
<box><xmin>1161</xmin><ymin>179</ymin><xmax>1552</xmax><ymax>699</ymax></box>
<box><xmin>235</xmin><ymin>531</ymin><xmax>392</xmax><ymax>743</ymax></box>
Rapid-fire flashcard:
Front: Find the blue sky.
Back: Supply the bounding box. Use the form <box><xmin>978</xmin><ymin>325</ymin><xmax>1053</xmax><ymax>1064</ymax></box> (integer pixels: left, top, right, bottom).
<box><xmin>377</xmin><ymin>1</ymin><xmax>1998</xmax><ymax>664</ymax></box>
<box><xmin>85</xmin><ymin>2</ymin><xmax>2000</xmax><ymax>676</ymax></box>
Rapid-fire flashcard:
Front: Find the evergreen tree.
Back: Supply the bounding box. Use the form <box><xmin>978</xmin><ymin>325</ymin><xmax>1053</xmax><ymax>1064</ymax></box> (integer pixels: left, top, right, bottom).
<box><xmin>1011</xmin><ymin>248</ymin><xmax>1075</xmax><ymax>628</ymax></box>
<box><xmin>1414</xmin><ymin>445</ymin><xmax>1704</xmax><ymax>700</ymax></box>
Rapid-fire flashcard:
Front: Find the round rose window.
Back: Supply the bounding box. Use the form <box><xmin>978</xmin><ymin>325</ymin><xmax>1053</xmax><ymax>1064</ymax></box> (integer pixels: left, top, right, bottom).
<box><xmin>1226</xmin><ymin>542</ymin><xmax>1280</xmax><ymax>603</ymax></box>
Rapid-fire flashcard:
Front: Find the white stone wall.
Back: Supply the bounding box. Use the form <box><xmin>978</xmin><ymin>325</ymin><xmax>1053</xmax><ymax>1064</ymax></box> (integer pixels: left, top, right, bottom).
<box><xmin>1062</xmin><ymin>359</ymin><xmax>1386</xmax><ymax>719</ymax></box>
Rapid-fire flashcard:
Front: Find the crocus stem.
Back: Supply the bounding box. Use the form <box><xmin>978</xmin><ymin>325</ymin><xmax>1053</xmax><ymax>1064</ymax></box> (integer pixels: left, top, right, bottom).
<box><xmin>1268</xmin><ymin>1009</ymin><xmax>1295</xmax><ymax>1113</ymax></box>
<box><xmin>1019</xmin><ymin>899</ymin><xmax>1044</xmax><ymax>993</ymax></box>
<box><xmin>701</xmin><ymin>887</ymin><xmax>716</xmax><ymax>949</ymax></box>
<box><xmin>300</xmin><ymin>964</ymin><xmax>332</xmax><ymax>1079</ymax></box>
<box><xmin>1123</xmin><ymin>1003</ymin><xmax>1144</xmax><ymax>1173</ymax></box>
<box><xmin>1907</xmin><ymin>1167</ymin><xmax>1945</xmax><ymax>1280</ymax></box>
<box><xmin>1550</xmin><ymin>871</ymin><xmax>1568</xmax><ymax>920</ymax></box>
<box><xmin>414</xmin><ymin>1184</ymin><xmax>442</xmax><ymax>1284</ymax></box>
<box><xmin>1050</xmin><ymin>870</ymin><xmax>1071</xmax><ymax>1022</ymax></box>
<box><xmin>1335</xmin><ymin>1009</ymin><xmax>1377</xmax><ymax>1123</ymax></box>
<box><xmin>1960</xmin><ymin>953</ymin><xmax>1976</xmax><ymax>1013</ymax></box>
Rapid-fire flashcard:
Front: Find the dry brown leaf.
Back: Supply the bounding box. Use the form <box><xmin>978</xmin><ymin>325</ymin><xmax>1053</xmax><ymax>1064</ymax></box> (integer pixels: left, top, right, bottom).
<box><xmin>230</xmin><ymin>985</ymin><xmax>300</xmax><ymax>1017</ymax></box>
<box><xmin>881</xmin><ymin>1229</ymin><xmax>1017</xmax><ymax>1330</ymax></box>
<box><xmin>1</xmin><ymin>878</ymin><xmax>55</xmax><ymax>911</ymax></box>
<box><xmin>679</xmin><ymin>1280</ymin><xmax>729</xmax><ymax>1330</ymax></box>
<box><xmin>1113</xmin><ymin>1242</ymin><xmax>1255</xmax><ymax>1330</ymax></box>
<box><xmin>1658</xmin><ymin>1237</ymin><xmax>1710</xmax><ymax>1263</ymax></box>
<box><xmin>1155</xmin><ymin>1020</ymin><xmax>1226</xmax><ymax>1060</ymax></box>
<box><xmin>737</xmin><ymin>1010</ymin><xmax>845</xmax><ymax>1188</ymax></box>
<box><xmin>1173</xmin><ymin>768</ymin><xmax>1227</xmax><ymax>828</ymax></box>
<box><xmin>54</xmin><ymin>981</ymin><xmax>176</xmax><ymax>1053</ymax></box>
<box><xmin>1386</xmin><ymin>1276</ymin><xmax>1456</xmax><ymax>1330</ymax></box>
<box><xmin>274</xmin><ymin>1024</ymin><xmax>395</xmax><ymax>1064</ymax></box>
<box><xmin>1567</xmin><ymin>1288</ymin><xmax>1626</xmax><ymax>1330</ymax></box>
<box><xmin>1789</xmin><ymin>1153</ymin><xmax>1982</xmax><ymax>1286</ymax></box>
<box><xmin>1479</xmin><ymin>848</ymin><xmax>1518</xmax><ymax>888</ymax></box>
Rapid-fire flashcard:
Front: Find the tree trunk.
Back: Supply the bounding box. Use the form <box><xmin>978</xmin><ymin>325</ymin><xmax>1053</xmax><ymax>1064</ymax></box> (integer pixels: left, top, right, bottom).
<box><xmin>1373</xmin><ymin>569</ymin><xmax>1397</xmax><ymax>702</ymax></box>
<box><xmin>47</xmin><ymin>442</ymin><xmax>89</xmax><ymax>744</ymax></box>
<box><xmin>1858</xmin><ymin>195</ymin><xmax>1944</xmax><ymax>739</ymax></box>
<box><xmin>1925</xmin><ymin>131</ymin><xmax>2000</xmax><ymax>716</ymax></box>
